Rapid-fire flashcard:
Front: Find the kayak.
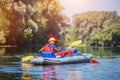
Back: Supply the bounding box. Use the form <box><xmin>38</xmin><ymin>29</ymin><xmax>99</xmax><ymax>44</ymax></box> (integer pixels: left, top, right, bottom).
<box><xmin>30</xmin><ymin>53</ymin><xmax>93</xmax><ymax>65</ymax></box>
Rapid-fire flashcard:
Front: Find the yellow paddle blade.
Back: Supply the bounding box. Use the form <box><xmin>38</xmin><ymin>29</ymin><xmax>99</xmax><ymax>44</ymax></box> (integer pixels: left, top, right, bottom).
<box><xmin>22</xmin><ymin>56</ymin><xmax>33</xmax><ymax>62</ymax></box>
<box><xmin>69</xmin><ymin>40</ymin><xmax>82</xmax><ymax>47</ymax></box>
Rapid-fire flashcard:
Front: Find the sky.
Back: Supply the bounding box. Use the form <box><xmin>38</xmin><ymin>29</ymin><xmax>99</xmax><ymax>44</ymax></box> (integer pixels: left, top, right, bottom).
<box><xmin>59</xmin><ymin>0</ymin><xmax>120</xmax><ymax>21</ymax></box>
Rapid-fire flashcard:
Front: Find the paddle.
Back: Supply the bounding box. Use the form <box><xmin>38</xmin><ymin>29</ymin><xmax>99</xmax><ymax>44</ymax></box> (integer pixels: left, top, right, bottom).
<box><xmin>90</xmin><ymin>59</ymin><xmax>99</xmax><ymax>64</ymax></box>
<box><xmin>68</xmin><ymin>40</ymin><xmax>82</xmax><ymax>48</ymax></box>
<box><xmin>22</xmin><ymin>56</ymin><xmax>33</xmax><ymax>62</ymax></box>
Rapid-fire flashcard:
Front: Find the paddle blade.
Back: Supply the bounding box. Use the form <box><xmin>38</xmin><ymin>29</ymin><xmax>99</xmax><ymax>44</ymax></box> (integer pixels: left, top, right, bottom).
<box><xmin>90</xmin><ymin>59</ymin><xmax>99</xmax><ymax>64</ymax></box>
<box><xmin>22</xmin><ymin>56</ymin><xmax>33</xmax><ymax>62</ymax></box>
<box><xmin>69</xmin><ymin>40</ymin><xmax>82</xmax><ymax>47</ymax></box>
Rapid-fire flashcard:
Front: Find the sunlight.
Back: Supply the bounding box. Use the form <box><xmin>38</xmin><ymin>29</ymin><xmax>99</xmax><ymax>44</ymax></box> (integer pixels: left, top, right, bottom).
<box><xmin>59</xmin><ymin>0</ymin><xmax>120</xmax><ymax>20</ymax></box>
<box><xmin>59</xmin><ymin>0</ymin><xmax>89</xmax><ymax>10</ymax></box>
<box><xmin>59</xmin><ymin>0</ymin><xmax>90</xmax><ymax>19</ymax></box>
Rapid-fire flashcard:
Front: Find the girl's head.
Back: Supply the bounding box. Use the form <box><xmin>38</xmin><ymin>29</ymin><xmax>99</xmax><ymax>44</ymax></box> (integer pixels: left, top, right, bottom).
<box><xmin>48</xmin><ymin>38</ymin><xmax>55</xmax><ymax>44</ymax></box>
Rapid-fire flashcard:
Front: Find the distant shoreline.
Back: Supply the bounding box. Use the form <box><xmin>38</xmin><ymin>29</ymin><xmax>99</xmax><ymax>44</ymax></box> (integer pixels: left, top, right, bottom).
<box><xmin>0</xmin><ymin>45</ymin><xmax>17</xmax><ymax>48</ymax></box>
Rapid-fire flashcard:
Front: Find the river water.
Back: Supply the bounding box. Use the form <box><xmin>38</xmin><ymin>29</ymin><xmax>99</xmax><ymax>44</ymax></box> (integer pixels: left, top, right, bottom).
<box><xmin>0</xmin><ymin>47</ymin><xmax>120</xmax><ymax>80</ymax></box>
<box><xmin>0</xmin><ymin>47</ymin><xmax>21</xmax><ymax>80</ymax></box>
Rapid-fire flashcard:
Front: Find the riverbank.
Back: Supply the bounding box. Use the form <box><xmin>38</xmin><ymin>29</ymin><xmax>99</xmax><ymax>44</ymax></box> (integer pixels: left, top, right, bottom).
<box><xmin>0</xmin><ymin>45</ymin><xmax>17</xmax><ymax>48</ymax></box>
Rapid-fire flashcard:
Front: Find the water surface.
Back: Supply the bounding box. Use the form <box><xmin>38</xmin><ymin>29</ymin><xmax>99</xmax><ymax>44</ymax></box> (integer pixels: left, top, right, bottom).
<box><xmin>0</xmin><ymin>47</ymin><xmax>21</xmax><ymax>80</ymax></box>
<box><xmin>0</xmin><ymin>47</ymin><xmax>120</xmax><ymax>80</ymax></box>
<box><xmin>22</xmin><ymin>47</ymin><xmax>120</xmax><ymax>80</ymax></box>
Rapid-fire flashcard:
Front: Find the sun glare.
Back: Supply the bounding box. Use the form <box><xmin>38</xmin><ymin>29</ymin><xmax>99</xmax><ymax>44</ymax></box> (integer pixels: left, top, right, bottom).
<box><xmin>59</xmin><ymin>0</ymin><xmax>90</xmax><ymax>20</ymax></box>
<box><xmin>59</xmin><ymin>0</ymin><xmax>89</xmax><ymax>9</ymax></box>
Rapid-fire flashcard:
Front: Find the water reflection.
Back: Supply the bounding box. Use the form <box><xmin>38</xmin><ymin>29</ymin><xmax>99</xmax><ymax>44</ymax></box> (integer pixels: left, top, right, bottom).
<box><xmin>0</xmin><ymin>47</ymin><xmax>21</xmax><ymax>80</ymax></box>
<box><xmin>22</xmin><ymin>63</ymin><xmax>59</xmax><ymax>80</ymax></box>
<box><xmin>22</xmin><ymin>63</ymin><xmax>82</xmax><ymax>80</ymax></box>
<box><xmin>78</xmin><ymin>47</ymin><xmax>120</xmax><ymax>57</ymax></box>
<box><xmin>22</xmin><ymin>63</ymin><xmax>32</xmax><ymax>79</ymax></box>
<box><xmin>0</xmin><ymin>48</ymin><xmax>6</xmax><ymax>56</ymax></box>
<box><xmin>67</xmin><ymin>65</ymin><xmax>81</xmax><ymax>80</ymax></box>
<box><xmin>22</xmin><ymin>73</ymin><xmax>31</xmax><ymax>80</ymax></box>
<box><xmin>42</xmin><ymin>65</ymin><xmax>58</xmax><ymax>80</ymax></box>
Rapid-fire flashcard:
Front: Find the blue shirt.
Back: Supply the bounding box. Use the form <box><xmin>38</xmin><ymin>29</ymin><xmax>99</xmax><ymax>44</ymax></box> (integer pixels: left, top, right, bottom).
<box><xmin>49</xmin><ymin>44</ymin><xmax>62</xmax><ymax>52</ymax></box>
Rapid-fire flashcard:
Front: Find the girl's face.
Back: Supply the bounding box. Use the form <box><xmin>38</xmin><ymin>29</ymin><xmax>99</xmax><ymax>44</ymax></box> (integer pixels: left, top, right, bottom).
<box><xmin>49</xmin><ymin>41</ymin><xmax>55</xmax><ymax>44</ymax></box>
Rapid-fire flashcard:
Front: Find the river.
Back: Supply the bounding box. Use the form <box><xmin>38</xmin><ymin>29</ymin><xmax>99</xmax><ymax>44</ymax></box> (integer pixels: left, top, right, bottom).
<box><xmin>0</xmin><ymin>47</ymin><xmax>120</xmax><ymax>80</ymax></box>
<box><xmin>0</xmin><ymin>47</ymin><xmax>21</xmax><ymax>80</ymax></box>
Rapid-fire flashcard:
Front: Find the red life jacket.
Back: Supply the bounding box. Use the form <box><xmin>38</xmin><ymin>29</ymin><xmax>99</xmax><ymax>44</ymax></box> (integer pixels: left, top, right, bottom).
<box><xmin>43</xmin><ymin>44</ymin><xmax>53</xmax><ymax>52</ymax></box>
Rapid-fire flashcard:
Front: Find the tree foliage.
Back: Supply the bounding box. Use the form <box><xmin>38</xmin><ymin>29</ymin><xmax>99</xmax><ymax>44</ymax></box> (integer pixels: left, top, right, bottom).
<box><xmin>0</xmin><ymin>0</ymin><xmax>66</xmax><ymax>46</ymax></box>
<box><xmin>73</xmin><ymin>11</ymin><xmax>120</xmax><ymax>46</ymax></box>
<box><xmin>0</xmin><ymin>8</ymin><xmax>9</xmax><ymax>44</ymax></box>
<box><xmin>0</xmin><ymin>0</ymin><xmax>120</xmax><ymax>47</ymax></box>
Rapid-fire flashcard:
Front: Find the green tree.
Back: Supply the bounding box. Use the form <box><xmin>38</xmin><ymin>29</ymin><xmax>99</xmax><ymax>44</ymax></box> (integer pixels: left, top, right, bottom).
<box><xmin>73</xmin><ymin>11</ymin><xmax>120</xmax><ymax>46</ymax></box>
<box><xmin>0</xmin><ymin>0</ymin><xmax>66</xmax><ymax>47</ymax></box>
